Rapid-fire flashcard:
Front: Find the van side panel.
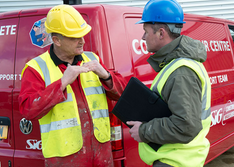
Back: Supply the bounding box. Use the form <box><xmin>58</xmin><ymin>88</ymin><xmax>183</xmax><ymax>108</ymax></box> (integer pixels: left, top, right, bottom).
<box><xmin>14</xmin><ymin>14</ymin><xmax>49</xmax><ymax>167</ymax></box>
<box><xmin>104</xmin><ymin>6</ymin><xmax>152</xmax><ymax>167</ymax></box>
<box><xmin>0</xmin><ymin>16</ymin><xmax>19</xmax><ymax>167</ymax></box>
<box><xmin>182</xmin><ymin>18</ymin><xmax>234</xmax><ymax>163</ymax></box>
<box><xmin>1</xmin><ymin>4</ymin><xmax>234</xmax><ymax>167</ymax></box>
<box><xmin>124</xmin><ymin>16</ymin><xmax>156</xmax><ymax>87</ymax></box>
<box><xmin>74</xmin><ymin>5</ymin><xmax>114</xmax><ymax>70</ymax></box>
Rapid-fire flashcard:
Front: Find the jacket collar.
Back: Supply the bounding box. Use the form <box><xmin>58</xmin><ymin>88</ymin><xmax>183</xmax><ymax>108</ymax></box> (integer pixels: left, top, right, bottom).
<box><xmin>147</xmin><ymin>36</ymin><xmax>182</xmax><ymax>72</ymax></box>
<box><xmin>49</xmin><ymin>44</ymin><xmax>83</xmax><ymax>66</ymax></box>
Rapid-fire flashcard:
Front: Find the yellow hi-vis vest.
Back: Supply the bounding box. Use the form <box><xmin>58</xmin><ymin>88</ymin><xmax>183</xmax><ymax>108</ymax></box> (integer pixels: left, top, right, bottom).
<box><xmin>21</xmin><ymin>51</ymin><xmax>110</xmax><ymax>158</ymax></box>
<box><xmin>139</xmin><ymin>58</ymin><xmax>211</xmax><ymax>167</ymax></box>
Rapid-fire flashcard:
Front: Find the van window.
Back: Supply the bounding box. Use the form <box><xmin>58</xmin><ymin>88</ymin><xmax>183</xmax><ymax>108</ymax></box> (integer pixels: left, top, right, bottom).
<box><xmin>182</xmin><ymin>21</ymin><xmax>233</xmax><ymax>72</ymax></box>
<box><xmin>228</xmin><ymin>25</ymin><xmax>234</xmax><ymax>43</ymax></box>
<box><xmin>81</xmin><ymin>14</ymin><xmax>91</xmax><ymax>51</ymax></box>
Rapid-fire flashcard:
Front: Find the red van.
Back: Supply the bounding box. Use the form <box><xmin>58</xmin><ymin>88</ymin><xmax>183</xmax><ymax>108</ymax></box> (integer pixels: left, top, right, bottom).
<box><xmin>0</xmin><ymin>4</ymin><xmax>234</xmax><ymax>167</ymax></box>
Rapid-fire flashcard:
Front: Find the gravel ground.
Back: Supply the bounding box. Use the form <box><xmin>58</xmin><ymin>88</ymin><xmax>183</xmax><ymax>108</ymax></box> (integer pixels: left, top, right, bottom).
<box><xmin>204</xmin><ymin>147</ymin><xmax>234</xmax><ymax>167</ymax></box>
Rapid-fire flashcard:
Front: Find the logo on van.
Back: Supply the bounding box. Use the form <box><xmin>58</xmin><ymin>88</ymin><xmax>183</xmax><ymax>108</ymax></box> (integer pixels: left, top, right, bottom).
<box><xmin>29</xmin><ymin>17</ymin><xmax>53</xmax><ymax>48</ymax></box>
<box><xmin>26</xmin><ymin>139</ymin><xmax>42</xmax><ymax>150</ymax></box>
<box><xmin>20</xmin><ymin>118</ymin><xmax>33</xmax><ymax>134</ymax></box>
<box><xmin>211</xmin><ymin>100</ymin><xmax>234</xmax><ymax>127</ymax></box>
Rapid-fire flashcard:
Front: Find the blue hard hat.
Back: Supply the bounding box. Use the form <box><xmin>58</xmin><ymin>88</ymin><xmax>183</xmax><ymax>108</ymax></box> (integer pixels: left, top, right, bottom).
<box><xmin>136</xmin><ymin>0</ymin><xmax>186</xmax><ymax>24</ymax></box>
<box><xmin>34</xmin><ymin>20</ymin><xmax>41</xmax><ymax>28</ymax></box>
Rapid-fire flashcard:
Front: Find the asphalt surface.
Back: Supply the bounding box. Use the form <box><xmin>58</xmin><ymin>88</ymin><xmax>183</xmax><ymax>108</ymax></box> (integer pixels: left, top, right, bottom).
<box><xmin>204</xmin><ymin>146</ymin><xmax>234</xmax><ymax>167</ymax></box>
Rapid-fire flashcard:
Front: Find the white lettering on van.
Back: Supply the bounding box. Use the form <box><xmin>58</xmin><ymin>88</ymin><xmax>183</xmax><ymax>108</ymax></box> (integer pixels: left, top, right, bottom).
<box><xmin>211</xmin><ymin>101</ymin><xmax>234</xmax><ymax>127</ymax></box>
<box><xmin>210</xmin><ymin>108</ymin><xmax>224</xmax><ymax>127</ymax></box>
<box><xmin>209</xmin><ymin>74</ymin><xmax>228</xmax><ymax>85</ymax></box>
<box><xmin>0</xmin><ymin>74</ymin><xmax>17</xmax><ymax>80</ymax></box>
<box><xmin>210</xmin><ymin>40</ymin><xmax>230</xmax><ymax>52</ymax></box>
<box><xmin>0</xmin><ymin>25</ymin><xmax>17</xmax><ymax>35</ymax></box>
<box><xmin>0</xmin><ymin>74</ymin><xmax>22</xmax><ymax>80</ymax></box>
<box><xmin>210</xmin><ymin>76</ymin><xmax>217</xmax><ymax>85</ymax></box>
<box><xmin>201</xmin><ymin>40</ymin><xmax>210</xmax><ymax>52</ymax></box>
<box><xmin>132</xmin><ymin>39</ymin><xmax>148</xmax><ymax>55</ymax></box>
<box><xmin>133</xmin><ymin>39</ymin><xmax>231</xmax><ymax>55</ymax></box>
<box><xmin>217</xmin><ymin>74</ymin><xmax>228</xmax><ymax>83</ymax></box>
<box><xmin>26</xmin><ymin>139</ymin><xmax>42</xmax><ymax>150</ymax></box>
<box><xmin>132</xmin><ymin>39</ymin><xmax>141</xmax><ymax>55</ymax></box>
<box><xmin>201</xmin><ymin>40</ymin><xmax>231</xmax><ymax>52</ymax></box>
<box><xmin>223</xmin><ymin>100</ymin><xmax>234</xmax><ymax>123</ymax></box>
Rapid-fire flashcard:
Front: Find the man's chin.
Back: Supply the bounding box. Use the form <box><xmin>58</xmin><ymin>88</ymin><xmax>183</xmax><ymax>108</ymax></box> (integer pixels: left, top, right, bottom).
<box><xmin>76</xmin><ymin>49</ymin><xmax>83</xmax><ymax>55</ymax></box>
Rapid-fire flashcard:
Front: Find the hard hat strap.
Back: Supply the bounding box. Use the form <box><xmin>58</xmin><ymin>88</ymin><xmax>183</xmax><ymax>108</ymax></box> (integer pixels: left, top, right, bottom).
<box><xmin>166</xmin><ymin>23</ymin><xmax>183</xmax><ymax>34</ymax></box>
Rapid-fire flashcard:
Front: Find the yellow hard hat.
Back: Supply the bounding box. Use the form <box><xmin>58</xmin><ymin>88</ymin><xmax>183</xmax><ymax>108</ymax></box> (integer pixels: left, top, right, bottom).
<box><xmin>45</xmin><ymin>4</ymin><xmax>91</xmax><ymax>38</ymax></box>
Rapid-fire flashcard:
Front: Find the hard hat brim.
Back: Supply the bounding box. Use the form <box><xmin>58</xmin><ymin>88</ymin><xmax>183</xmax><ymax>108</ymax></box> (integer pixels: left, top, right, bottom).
<box><xmin>136</xmin><ymin>20</ymin><xmax>186</xmax><ymax>24</ymax></box>
<box><xmin>66</xmin><ymin>24</ymin><xmax>92</xmax><ymax>38</ymax></box>
<box><xmin>135</xmin><ymin>20</ymin><xmax>145</xmax><ymax>24</ymax></box>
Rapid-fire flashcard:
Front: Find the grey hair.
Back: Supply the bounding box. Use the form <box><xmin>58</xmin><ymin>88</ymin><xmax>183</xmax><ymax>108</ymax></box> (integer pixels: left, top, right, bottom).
<box><xmin>150</xmin><ymin>23</ymin><xmax>181</xmax><ymax>39</ymax></box>
<box><xmin>51</xmin><ymin>33</ymin><xmax>64</xmax><ymax>39</ymax></box>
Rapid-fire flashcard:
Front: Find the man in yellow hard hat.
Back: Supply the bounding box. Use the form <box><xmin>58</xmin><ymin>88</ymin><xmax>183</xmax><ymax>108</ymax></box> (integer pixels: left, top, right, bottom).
<box><xmin>19</xmin><ymin>4</ymin><xmax>126</xmax><ymax>167</ymax></box>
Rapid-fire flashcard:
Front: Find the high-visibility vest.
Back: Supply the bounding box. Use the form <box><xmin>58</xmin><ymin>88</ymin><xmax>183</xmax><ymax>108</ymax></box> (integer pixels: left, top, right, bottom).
<box><xmin>22</xmin><ymin>51</ymin><xmax>110</xmax><ymax>158</ymax></box>
<box><xmin>139</xmin><ymin>58</ymin><xmax>211</xmax><ymax>167</ymax></box>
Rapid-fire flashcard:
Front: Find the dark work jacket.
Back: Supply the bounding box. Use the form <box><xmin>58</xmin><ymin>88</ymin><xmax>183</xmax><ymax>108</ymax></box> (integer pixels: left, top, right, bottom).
<box><xmin>139</xmin><ymin>35</ymin><xmax>207</xmax><ymax>144</ymax></box>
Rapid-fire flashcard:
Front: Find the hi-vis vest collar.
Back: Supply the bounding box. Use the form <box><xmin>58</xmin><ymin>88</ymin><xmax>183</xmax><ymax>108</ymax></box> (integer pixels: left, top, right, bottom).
<box><xmin>23</xmin><ymin>51</ymin><xmax>110</xmax><ymax>158</ymax></box>
<box><xmin>33</xmin><ymin>51</ymin><xmax>98</xmax><ymax>87</ymax></box>
<box><xmin>139</xmin><ymin>58</ymin><xmax>211</xmax><ymax>167</ymax></box>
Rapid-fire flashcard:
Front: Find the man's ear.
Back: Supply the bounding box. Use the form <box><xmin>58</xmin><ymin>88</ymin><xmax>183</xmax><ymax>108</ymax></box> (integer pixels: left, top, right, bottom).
<box><xmin>159</xmin><ymin>28</ymin><xmax>165</xmax><ymax>40</ymax></box>
<box><xmin>52</xmin><ymin>36</ymin><xmax>61</xmax><ymax>47</ymax></box>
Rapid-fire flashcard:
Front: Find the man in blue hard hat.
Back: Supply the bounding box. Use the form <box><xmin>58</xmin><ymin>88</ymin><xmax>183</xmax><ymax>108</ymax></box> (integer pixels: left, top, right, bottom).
<box><xmin>127</xmin><ymin>0</ymin><xmax>211</xmax><ymax>166</ymax></box>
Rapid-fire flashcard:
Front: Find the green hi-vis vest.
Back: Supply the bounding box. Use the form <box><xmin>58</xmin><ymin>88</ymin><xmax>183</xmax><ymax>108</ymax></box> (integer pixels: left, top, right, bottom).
<box><xmin>139</xmin><ymin>58</ymin><xmax>211</xmax><ymax>167</ymax></box>
<box><xmin>21</xmin><ymin>51</ymin><xmax>110</xmax><ymax>158</ymax></box>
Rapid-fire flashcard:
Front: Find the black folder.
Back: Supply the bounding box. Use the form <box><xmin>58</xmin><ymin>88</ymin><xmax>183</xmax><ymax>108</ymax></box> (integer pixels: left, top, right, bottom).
<box><xmin>112</xmin><ymin>77</ymin><xmax>172</xmax><ymax>151</ymax></box>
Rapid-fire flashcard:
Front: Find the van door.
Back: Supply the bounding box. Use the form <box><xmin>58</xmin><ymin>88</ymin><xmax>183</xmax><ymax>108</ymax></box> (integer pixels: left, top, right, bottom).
<box><xmin>0</xmin><ymin>15</ymin><xmax>19</xmax><ymax>167</ymax></box>
<box><xmin>13</xmin><ymin>14</ymin><xmax>49</xmax><ymax>167</ymax></box>
<box><xmin>124</xmin><ymin>16</ymin><xmax>156</xmax><ymax>87</ymax></box>
<box><xmin>123</xmin><ymin>14</ymin><xmax>154</xmax><ymax>167</ymax></box>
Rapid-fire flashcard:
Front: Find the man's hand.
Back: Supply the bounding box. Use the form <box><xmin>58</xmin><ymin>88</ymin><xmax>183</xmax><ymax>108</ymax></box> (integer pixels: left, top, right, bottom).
<box><xmin>61</xmin><ymin>64</ymin><xmax>89</xmax><ymax>91</ymax></box>
<box><xmin>127</xmin><ymin>121</ymin><xmax>143</xmax><ymax>142</ymax></box>
<box><xmin>82</xmin><ymin>60</ymin><xmax>109</xmax><ymax>79</ymax></box>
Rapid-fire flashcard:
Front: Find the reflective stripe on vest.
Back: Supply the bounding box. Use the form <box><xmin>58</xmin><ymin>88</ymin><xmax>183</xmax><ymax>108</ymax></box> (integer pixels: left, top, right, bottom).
<box><xmin>80</xmin><ymin>52</ymin><xmax>110</xmax><ymax>143</ymax></box>
<box><xmin>24</xmin><ymin>51</ymin><xmax>110</xmax><ymax>158</ymax></box>
<box><xmin>40</xmin><ymin>118</ymin><xmax>79</xmax><ymax>133</ymax></box>
<box><xmin>139</xmin><ymin>58</ymin><xmax>211</xmax><ymax>167</ymax></box>
<box><xmin>84</xmin><ymin>51</ymin><xmax>97</xmax><ymax>61</ymax></box>
<box><xmin>84</xmin><ymin>86</ymin><xmax>105</xmax><ymax>95</ymax></box>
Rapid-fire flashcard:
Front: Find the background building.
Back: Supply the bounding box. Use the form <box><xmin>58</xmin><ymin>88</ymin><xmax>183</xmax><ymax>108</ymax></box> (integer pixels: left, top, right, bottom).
<box><xmin>0</xmin><ymin>0</ymin><xmax>234</xmax><ymax>21</ymax></box>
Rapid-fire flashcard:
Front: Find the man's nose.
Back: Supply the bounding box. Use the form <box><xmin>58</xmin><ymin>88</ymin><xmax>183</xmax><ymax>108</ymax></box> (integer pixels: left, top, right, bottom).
<box><xmin>142</xmin><ymin>33</ymin><xmax>146</xmax><ymax>40</ymax></box>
